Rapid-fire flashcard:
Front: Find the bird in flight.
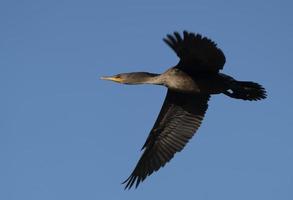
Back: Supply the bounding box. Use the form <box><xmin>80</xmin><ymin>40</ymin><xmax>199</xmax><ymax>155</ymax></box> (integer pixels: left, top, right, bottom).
<box><xmin>101</xmin><ymin>31</ymin><xmax>266</xmax><ymax>189</ymax></box>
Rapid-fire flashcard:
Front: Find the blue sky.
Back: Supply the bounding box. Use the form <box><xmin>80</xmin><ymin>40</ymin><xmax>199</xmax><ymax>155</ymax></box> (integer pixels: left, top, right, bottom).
<box><xmin>1</xmin><ymin>0</ymin><xmax>292</xmax><ymax>199</ymax></box>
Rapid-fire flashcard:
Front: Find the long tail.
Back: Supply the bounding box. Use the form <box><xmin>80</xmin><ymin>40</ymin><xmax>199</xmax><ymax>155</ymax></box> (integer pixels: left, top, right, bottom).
<box><xmin>224</xmin><ymin>81</ymin><xmax>267</xmax><ymax>101</ymax></box>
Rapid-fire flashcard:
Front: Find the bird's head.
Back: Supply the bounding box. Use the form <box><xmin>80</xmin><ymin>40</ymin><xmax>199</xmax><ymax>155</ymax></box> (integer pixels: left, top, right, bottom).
<box><xmin>101</xmin><ymin>72</ymin><xmax>159</xmax><ymax>85</ymax></box>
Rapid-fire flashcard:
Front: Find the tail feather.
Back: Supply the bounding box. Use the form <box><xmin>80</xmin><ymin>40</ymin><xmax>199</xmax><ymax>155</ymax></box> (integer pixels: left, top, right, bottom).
<box><xmin>224</xmin><ymin>81</ymin><xmax>267</xmax><ymax>101</ymax></box>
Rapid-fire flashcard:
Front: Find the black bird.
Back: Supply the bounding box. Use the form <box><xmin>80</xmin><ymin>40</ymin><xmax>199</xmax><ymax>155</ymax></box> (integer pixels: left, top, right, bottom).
<box><xmin>101</xmin><ymin>31</ymin><xmax>266</xmax><ymax>189</ymax></box>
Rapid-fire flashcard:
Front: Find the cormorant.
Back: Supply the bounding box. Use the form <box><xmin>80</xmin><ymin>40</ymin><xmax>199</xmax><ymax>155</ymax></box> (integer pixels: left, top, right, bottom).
<box><xmin>101</xmin><ymin>31</ymin><xmax>266</xmax><ymax>189</ymax></box>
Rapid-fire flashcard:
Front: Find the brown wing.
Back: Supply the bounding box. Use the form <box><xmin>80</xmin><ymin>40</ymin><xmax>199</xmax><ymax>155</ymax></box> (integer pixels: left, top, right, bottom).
<box><xmin>163</xmin><ymin>31</ymin><xmax>226</xmax><ymax>73</ymax></box>
<box><xmin>123</xmin><ymin>90</ymin><xmax>210</xmax><ymax>189</ymax></box>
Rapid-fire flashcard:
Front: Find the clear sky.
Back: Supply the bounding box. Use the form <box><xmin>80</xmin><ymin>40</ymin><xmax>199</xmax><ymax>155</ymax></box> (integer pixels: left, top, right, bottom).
<box><xmin>1</xmin><ymin>0</ymin><xmax>292</xmax><ymax>199</ymax></box>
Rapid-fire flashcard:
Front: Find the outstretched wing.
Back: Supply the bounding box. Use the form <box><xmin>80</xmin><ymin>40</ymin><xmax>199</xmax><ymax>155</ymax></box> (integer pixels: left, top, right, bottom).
<box><xmin>123</xmin><ymin>90</ymin><xmax>210</xmax><ymax>189</ymax></box>
<box><xmin>163</xmin><ymin>31</ymin><xmax>226</xmax><ymax>73</ymax></box>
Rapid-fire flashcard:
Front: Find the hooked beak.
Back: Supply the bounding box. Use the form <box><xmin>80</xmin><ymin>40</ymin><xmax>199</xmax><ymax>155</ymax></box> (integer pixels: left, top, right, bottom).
<box><xmin>100</xmin><ymin>76</ymin><xmax>123</xmax><ymax>83</ymax></box>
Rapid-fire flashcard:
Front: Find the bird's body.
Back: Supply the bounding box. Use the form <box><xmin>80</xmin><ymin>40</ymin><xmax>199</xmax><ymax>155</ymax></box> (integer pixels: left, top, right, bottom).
<box><xmin>162</xmin><ymin>70</ymin><xmax>230</xmax><ymax>94</ymax></box>
<box><xmin>101</xmin><ymin>31</ymin><xmax>266</xmax><ymax>189</ymax></box>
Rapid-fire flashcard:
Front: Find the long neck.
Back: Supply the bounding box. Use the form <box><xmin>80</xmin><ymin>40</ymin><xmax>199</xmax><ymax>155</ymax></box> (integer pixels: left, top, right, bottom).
<box><xmin>127</xmin><ymin>72</ymin><xmax>163</xmax><ymax>85</ymax></box>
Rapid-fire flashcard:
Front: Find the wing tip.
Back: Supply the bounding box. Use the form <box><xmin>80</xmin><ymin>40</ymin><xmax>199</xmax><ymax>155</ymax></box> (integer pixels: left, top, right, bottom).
<box><xmin>122</xmin><ymin>174</ymin><xmax>141</xmax><ymax>190</ymax></box>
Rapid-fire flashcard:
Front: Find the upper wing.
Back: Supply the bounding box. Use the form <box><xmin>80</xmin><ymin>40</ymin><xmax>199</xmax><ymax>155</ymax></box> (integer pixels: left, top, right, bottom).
<box><xmin>123</xmin><ymin>90</ymin><xmax>210</xmax><ymax>189</ymax></box>
<box><xmin>163</xmin><ymin>31</ymin><xmax>226</xmax><ymax>73</ymax></box>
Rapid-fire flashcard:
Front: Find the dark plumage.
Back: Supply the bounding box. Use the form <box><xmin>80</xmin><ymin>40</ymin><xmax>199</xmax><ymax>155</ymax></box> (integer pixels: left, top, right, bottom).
<box><xmin>101</xmin><ymin>31</ymin><xmax>267</xmax><ymax>189</ymax></box>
